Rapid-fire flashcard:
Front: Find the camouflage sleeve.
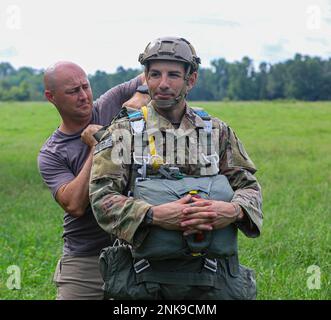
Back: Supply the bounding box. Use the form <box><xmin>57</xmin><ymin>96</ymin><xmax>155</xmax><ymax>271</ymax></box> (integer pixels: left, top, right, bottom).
<box><xmin>89</xmin><ymin>120</ymin><xmax>152</xmax><ymax>247</ymax></box>
<box><xmin>218</xmin><ymin>121</ymin><xmax>263</xmax><ymax>237</ymax></box>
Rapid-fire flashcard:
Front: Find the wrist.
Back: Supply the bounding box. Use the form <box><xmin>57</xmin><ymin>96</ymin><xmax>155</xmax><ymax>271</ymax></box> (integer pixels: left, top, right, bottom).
<box><xmin>90</xmin><ymin>141</ymin><xmax>97</xmax><ymax>148</ymax></box>
<box><xmin>232</xmin><ymin>203</ymin><xmax>244</xmax><ymax>221</ymax></box>
<box><xmin>142</xmin><ymin>208</ymin><xmax>154</xmax><ymax>226</ymax></box>
<box><xmin>150</xmin><ymin>206</ymin><xmax>163</xmax><ymax>226</ymax></box>
<box><xmin>90</xmin><ymin>145</ymin><xmax>96</xmax><ymax>154</ymax></box>
<box><xmin>136</xmin><ymin>84</ymin><xmax>149</xmax><ymax>94</ymax></box>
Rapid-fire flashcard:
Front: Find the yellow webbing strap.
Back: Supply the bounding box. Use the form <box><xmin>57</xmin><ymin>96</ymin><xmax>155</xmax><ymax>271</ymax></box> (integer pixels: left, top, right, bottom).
<box><xmin>141</xmin><ymin>106</ymin><xmax>163</xmax><ymax>170</ymax></box>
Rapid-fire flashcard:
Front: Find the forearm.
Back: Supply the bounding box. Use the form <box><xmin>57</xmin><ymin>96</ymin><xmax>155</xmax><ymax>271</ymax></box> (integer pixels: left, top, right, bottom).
<box><xmin>88</xmin><ymin>120</ymin><xmax>153</xmax><ymax>244</ymax></box>
<box><xmin>222</xmin><ymin>165</ymin><xmax>263</xmax><ymax>237</ymax></box>
<box><xmin>139</xmin><ymin>72</ymin><xmax>146</xmax><ymax>85</ymax></box>
<box><xmin>219</xmin><ymin>124</ymin><xmax>263</xmax><ymax>236</ymax></box>
<box><xmin>56</xmin><ymin>148</ymin><xmax>94</xmax><ymax>216</ymax></box>
<box><xmin>122</xmin><ymin>73</ymin><xmax>150</xmax><ymax>109</ymax></box>
<box><xmin>90</xmin><ymin>180</ymin><xmax>152</xmax><ymax>246</ymax></box>
<box><xmin>231</xmin><ymin>178</ymin><xmax>263</xmax><ymax>237</ymax></box>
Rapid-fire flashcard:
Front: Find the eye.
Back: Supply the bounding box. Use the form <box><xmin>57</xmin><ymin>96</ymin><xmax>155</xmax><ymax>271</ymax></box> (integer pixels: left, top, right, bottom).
<box><xmin>169</xmin><ymin>73</ymin><xmax>181</xmax><ymax>78</ymax></box>
<box><xmin>149</xmin><ymin>71</ymin><xmax>160</xmax><ymax>78</ymax></box>
<box><xmin>67</xmin><ymin>88</ymin><xmax>79</xmax><ymax>94</ymax></box>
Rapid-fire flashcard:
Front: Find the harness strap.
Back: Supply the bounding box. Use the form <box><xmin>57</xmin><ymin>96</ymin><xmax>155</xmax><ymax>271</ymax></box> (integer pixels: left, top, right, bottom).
<box><xmin>192</xmin><ymin>108</ymin><xmax>213</xmax><ymax>134</ymax></box>
<box><xmin>136</xmin><ymin>271</ymin><xmax>224</xmax><ymax>288</ymax></box>
<box><xmin>128</xmin><ymin>106</ymin><xmax>215</xmax><ymax>168</ymax></box>
<box><xmin>192</xmin><ymin>108</ymin><xmax>219</xmax><ymax>176</ymax></box>
<box><xmin>93</xmin><ymin>126</ymin><xmax>109</xmax><ymax>143</ymax></box>
<box><xmin>128</xmin><ymin>105</ymin><xmax>219</xmax><ymax>181</ymax></box>
<box><xmin>141</xmin><ymin>106</ymin><xmax>164</xmax><ymax>170</ymax></box>
<box><xmin>126</xmin><ymin>109</ymin><xmax>149</xmax><ymax>188</ymax></box>
<box><xmin>134</xmin><ymin>257</ymin><xmax>218</xmax><ymax>274</ymax></box>
<box><xmin>127</xmin><ymin>108</ymin><xmax>148</xmax><ymax>165</ymax></box>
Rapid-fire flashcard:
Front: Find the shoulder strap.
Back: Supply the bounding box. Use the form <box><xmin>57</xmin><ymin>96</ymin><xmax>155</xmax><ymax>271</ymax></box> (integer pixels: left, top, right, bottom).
<box><xmin>191</xmin><ymin>108</ymin><xmax>219</xmax><ymax>174</ymax></box>
<box><xmin>192</xmin><ymin>108</ymin><xmax>211</xmax><ymax>120</ymax></box>
<box><xmin>140</xmin><ymin>106</ymin><xmax>163</xmax><ymax>170</ymax></box>
<box><xmin>93</xmin><ymin>125</ymin><xmax>109</xmax><ymax>143</ymax></box>
<box><xmin>127</xmin><ymin>109</ymin><xmax>145</xmax><ymax>135</ymax></box>
<box><xmin>141</xmin><ymin>105</ymin><xmax>148</xmax><ymax>122</ymax></box>
<box><xmin>192</xmin><ymin>108</ymin><xmax>212</xmax><ymax>133</ymax></box>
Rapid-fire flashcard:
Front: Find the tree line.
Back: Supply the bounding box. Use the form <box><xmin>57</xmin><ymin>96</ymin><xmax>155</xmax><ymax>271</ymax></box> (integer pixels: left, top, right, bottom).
<box><xmin>1</xmin><ymin>54</ymin><xmax>331</xmax><ymax>102</ymax></box>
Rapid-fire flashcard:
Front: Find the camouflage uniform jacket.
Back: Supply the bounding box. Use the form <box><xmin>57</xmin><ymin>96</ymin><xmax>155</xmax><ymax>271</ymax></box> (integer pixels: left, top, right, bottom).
<box><xmin>89</xmin><ymin>102</ymin><xmax>263</xmax><ymax>248</ymax></box>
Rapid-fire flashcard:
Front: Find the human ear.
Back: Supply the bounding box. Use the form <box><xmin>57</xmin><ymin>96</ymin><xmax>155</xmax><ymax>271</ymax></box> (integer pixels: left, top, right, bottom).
<box><xmin>187</xmin><ymin>71</ymin><xmax>198</xmax><ymax>90</ymax></box>
<box><xmin>45</xmin><ymin>90</ymin><xmax>56</xmax><ymax>105</ymax></box>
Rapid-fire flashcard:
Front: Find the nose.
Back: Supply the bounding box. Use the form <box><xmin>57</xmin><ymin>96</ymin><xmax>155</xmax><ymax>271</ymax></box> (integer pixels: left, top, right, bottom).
<box><xmin>78</xmin><ymin>87</ymin><xmax>88</xmax><ymax>100</ymax></box>
<box><xmin>159</xmin><ymin>74</ymin><xmax>170</xmax><ymax>90</ymax></box>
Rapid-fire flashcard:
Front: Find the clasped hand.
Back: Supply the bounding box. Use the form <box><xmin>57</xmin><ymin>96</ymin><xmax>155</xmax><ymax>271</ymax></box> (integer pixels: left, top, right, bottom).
<box><xmin>152</xmin><ymin>195</ymin><xmax>239</xmax><ymax>236</ymax></box>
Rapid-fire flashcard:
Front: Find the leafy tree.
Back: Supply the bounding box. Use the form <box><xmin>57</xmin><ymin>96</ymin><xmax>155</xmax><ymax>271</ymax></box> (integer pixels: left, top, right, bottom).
<box><xmin>266</xmin><ymin>63</ymin><xmax>287</xmax><ymax>99</ymax></box>
<box><xmin>227</xmin><ymin>57</ymin><xmax>258</xmax><ymax>100</ymax></box>
<box><xmin>89</xmin><ymin>70</ymin><xmax>110</xmax><ymax>99</ymax></box>
<box><xmin>256</xmin><ymin>62</ymin><xmax>269</xmax><ymax>100</ymax></box>
<box><xmin>210</xmin><ymin>58</ymin><xmax>229</xmax><ymax>100</ymax></box>
<box><xmin>0</xmin><ymin>62</ymin><xmax>15</xmax><ymax>78</ymax></box>
<box><xmin>189</xmin><ymin>68</ymin><xmax>216</xmax><ymax>100</ymax></box>
<box><xmin>1</xmin><ymin>55</ymin><xmax>331</xmax><ymax>102</ymax></box>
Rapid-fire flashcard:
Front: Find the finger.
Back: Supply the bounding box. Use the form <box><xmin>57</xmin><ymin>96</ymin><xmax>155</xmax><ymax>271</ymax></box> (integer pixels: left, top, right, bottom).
<box><xmin>182</xmin><ymin>229</ymin><xmax>200</xmax><ymax>236</ymax></box>
<box><xmin>182</xmin><ymin>205</ymin><xmax>212</xmax><ymax>214</ymax></box>
<box><xmin>92</xmin><ymin>125</ymin><xmax>103</xmax><ymax>132</ymax></box>
<box><xmin>88</xmin><ymin>124</ymin><xmax>102</xmax><ymax>129</ymax></box>
<box><xmin>181</xmin><ymin>218</ymin><xmax>214</xmax><ymax>228</ymax></box>
<box><xmin>181</xmin><ymin>211</ymin><xmax>217</xmax><ymax>220</ymax></box>
<box><xmin>188</xmin><ymin>200</ymin><xmax>211</xmax><ymax>207</ymax></box>
<box><xmin>195</xmin><ymin>224</ymin><xmax>214</xmax><ymax>231</ymax></box>
<box><xmin>211</xmin><ymin>220</ymin><xmax>233</xmax><ymax>229</ymax></box>
<box><xmin>183</xmin><ymin>224</ymin><xmax>213</xmax><ymax>236</ymax></box>
<box><xmin>177</xmin><ymin>194</ymin><xmax>192</xmax><ymax>204</ymax></box>
<box><xmin>192</xmin><ymin>197</ymin><xmax>211</xmax><ymax>203</ymax></box>
<box><xmin>191</xmin><ymin>195</ymin><xmax>207</xmax><ymax>201</ymax></box>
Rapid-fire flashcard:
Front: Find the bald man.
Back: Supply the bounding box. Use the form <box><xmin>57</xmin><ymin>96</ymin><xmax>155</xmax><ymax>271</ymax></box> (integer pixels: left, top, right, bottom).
<box><xmin>38</xmin><ymin>61</ymin><xmax>149</xmax><ymax>299</ymax></box>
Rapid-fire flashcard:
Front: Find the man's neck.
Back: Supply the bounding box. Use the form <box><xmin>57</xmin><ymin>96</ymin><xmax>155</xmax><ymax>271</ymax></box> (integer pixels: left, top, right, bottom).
<box><xmin>59</xmin><ymin>117</ymin><xmax>91</xmax><ymax>135</ymax></box>
<box><xmin>153</xmin><ymin>100</ymin><xmax>186</xmax><ymax>124</ymax></box>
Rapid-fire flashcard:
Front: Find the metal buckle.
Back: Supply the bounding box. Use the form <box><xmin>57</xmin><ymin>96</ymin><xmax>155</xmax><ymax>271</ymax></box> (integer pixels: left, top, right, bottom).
<box><xmin>129</xmin><ymin>118</ymin><xmax>145</xmax><ymax>135</ymax></box>
<box><xmin>200</xmin><ymin>152</ymin><xmax>219</xmax><ymax>166</ymax></box>
<box><xmin>203</xmin><ymin>120</ymin><xmax>213</xmax><ymax>133</ymax></box>
<box><xmin>133</xmin><ymin>152</ymin><xmax>151</xmax><ymax>165</ymax></box>
<box><xmin>133</xmin><ymin>259</ymin><xmax>150</xmax><ymax>274</ymax></box>
<box><xmin>204</xmin><ymin>258</ymin><xmax>218</xmax><ymax>273</ymax></box>
<box><xmin>112</xmin><ymin>238</ymin><xmax>123</xmax><ymax>247</ymax></box>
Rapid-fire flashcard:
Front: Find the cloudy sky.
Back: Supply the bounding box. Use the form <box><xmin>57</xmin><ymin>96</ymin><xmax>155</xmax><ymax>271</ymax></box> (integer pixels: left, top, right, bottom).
<box><xmin>1</xmin><ymin>0</ymin><xmax>331</xmax><ymax>74</ymax></box>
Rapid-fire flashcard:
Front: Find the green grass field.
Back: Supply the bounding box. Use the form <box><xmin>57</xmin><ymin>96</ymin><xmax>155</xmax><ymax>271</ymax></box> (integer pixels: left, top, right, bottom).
<box><xmin>0</xmin><ymin>101</ymin><xmax>330</xmax><ymax>300</ymax></box>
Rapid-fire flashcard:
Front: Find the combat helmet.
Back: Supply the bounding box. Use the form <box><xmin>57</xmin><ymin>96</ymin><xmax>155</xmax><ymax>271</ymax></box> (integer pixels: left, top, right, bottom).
<box><xmin>138</xmin><ymin>37</ymin><xmax>201</xmax><ymax>74</ymax></box>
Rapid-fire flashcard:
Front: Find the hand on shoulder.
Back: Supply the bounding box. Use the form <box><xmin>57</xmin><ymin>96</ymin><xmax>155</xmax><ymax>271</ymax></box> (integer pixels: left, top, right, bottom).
<box><xmin>81</xmin><ymin>124</ymin><xmax>103</xmax><ymax>148</ymax></box>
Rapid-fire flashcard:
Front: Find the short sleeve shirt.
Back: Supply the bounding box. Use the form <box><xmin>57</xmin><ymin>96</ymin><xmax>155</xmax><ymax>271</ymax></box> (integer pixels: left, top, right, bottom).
<box><xmin>37</xmin><ymin>76</ymin><xmax>141</xmax><ymax>256</ymax></box>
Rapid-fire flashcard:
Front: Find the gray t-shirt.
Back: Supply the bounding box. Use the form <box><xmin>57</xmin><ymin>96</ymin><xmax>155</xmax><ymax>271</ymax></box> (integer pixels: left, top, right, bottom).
<box><xmin>38</xmin><ymin>76</ymin><xmax>141</xmax><ymax>256</ymax></box>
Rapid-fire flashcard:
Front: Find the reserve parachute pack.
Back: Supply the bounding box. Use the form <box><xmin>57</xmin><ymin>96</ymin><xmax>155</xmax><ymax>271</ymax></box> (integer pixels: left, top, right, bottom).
<box><xmin>99</xmin><ymin>106</ymin><xmax>243</xmax><ymax>300</ymax></box>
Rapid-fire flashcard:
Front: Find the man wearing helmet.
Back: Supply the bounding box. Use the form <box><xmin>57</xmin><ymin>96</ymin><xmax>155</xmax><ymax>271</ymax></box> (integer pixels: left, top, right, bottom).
<box><xmin>89</xmin><ymin>37</ymin><xmax>263</xmax><ymax>300</ymax></box>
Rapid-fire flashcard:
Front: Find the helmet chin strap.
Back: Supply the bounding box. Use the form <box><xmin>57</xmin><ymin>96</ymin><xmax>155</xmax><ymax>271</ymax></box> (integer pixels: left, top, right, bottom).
<box><xmin>153</xmin><ymin>93</ymin><xmax>184</xmax><ymax>110</ymax></box>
